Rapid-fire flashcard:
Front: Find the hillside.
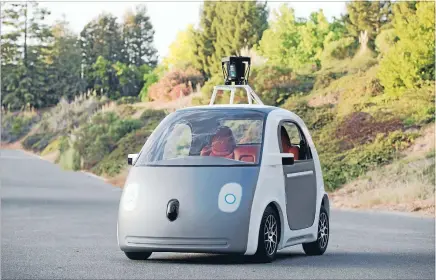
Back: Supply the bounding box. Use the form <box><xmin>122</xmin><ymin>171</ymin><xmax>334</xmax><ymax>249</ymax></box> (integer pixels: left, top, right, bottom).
<box><xmin>2</xmin><ymin>62</ymin><xmax>434</xmax><ymax>215</ymax></box>
<box><xmin>1</xmin><ymin>1</ymin><xmax>434</xmax><ymax>216</ymax></box>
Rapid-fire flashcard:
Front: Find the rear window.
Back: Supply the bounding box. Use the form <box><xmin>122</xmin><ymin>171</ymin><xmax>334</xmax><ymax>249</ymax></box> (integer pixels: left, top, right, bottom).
<box><xmin>135</xmin><ymin>109</ymin><xmax>266</xmax><ymax>166</ymax></box>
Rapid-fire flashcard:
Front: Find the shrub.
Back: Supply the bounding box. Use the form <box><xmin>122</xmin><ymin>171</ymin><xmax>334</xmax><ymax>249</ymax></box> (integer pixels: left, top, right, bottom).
<box><xmin>1</xmin><ymin>113</ymin><xmax>40</xmax><ymax>143</ymax></box>
<box><xmin>321</xmin><ymin>130</ymin><xmax>419</xmax><ymax>191</ymax></box>
<box><xmin>92</xmin><ymin>127</ymin><xmax>153</xmax><ymax>176</ymax></box>
<box><xmin>250</xmin><ymin>65</ymin><xmax>314</xmax><ymax>106</ymax></box>
<box><xmin>22</xmin><ymin>132</ymin><xmax>56</xmax><ymax>152</ymax></box>
<box><xmin>335</xmin><ymin>112</ymin><xmax>404</xmax><ymax>148</ymax></box>
<box><xmin>73</xmin><ymin>112</ymin><xmax>144</xmax><ymax>170</ymax></box>
<box><xmin>139</xmin><ymin>109</ymin><xmax>167</xmax><ymax>129</ymax></box>
<box><xmin>116</xmin><ymin>96</ymin><xmax>139</xmax><ymax>105</ymax></box>
<box><xmin>148</xmin><ymin>67</ymin><xmax>204</xmax><ymax>102</ymax></box>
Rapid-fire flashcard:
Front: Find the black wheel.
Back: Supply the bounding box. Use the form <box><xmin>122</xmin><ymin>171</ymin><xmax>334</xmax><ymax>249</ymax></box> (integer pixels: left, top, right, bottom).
<box><xmin>124</xmin><ymin>251</ymin><xmax>152</xmax><ymax>260</ymax></box>
<box><xmin>254</xmin><ymin>206</ymin><xmax>280</xmax><ymax>263</ymax></box>
<box><xmin>302</xmin><ymin>206</ymin><xmax>329</xmax><ymax>256</ymax></box>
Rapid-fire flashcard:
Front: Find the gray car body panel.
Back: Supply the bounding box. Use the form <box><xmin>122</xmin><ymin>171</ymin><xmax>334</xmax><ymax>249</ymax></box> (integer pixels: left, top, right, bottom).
<box><xmin>283</xmin><ymin>160</ymin><xmax>317</xmax><ymax>230</ymax></box>
<box><xmin>118</xmin><ymin>165</ymin><xmax>260</xmax><ymax>253</ymax></box>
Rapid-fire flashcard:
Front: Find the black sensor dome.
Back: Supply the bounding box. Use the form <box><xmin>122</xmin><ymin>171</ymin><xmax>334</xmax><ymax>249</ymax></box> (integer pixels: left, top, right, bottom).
<box><xmin>221</xmin><ymin>56</ymin><xmax>251</xmax><ymax>85</ymax></box>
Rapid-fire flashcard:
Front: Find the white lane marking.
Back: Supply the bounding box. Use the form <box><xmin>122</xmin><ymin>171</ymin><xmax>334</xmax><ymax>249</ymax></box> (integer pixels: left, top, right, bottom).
<box><xmin>286</xmin><ymin>170</ymin><xmax>313</xmax><ymax>178</ymax></box>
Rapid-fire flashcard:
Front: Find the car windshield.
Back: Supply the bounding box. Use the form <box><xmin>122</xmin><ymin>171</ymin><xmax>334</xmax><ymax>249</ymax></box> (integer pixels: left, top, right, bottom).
<box><xmin>135</xmin><ymin>109</ymin><xmax>266</xmax><ymax>166</ymax></box>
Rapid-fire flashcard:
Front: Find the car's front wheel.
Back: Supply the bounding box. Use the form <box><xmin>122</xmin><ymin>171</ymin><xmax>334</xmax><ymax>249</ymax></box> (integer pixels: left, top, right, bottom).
<box><xmin>302</xmin><ymin>205</ymin><xmax>329</xmax><ymax>256</ymax></box>
<box><xmin>124</xmin><ymin>251</ymin><xmax>152</xmax><ymax>260</ymax></box>
<box><xmin>254</xmin><ymin>206</ymin><xmax>280</xmax><ymax>263</ymax></box>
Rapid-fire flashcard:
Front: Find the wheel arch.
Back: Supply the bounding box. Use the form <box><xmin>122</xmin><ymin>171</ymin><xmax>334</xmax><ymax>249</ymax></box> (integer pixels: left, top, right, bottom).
<box><xmin>321</xmin><ymin>193</ymin><xmax>330</xmax><ymax>217</ymax></box>
<box><xmin>265</xmin><ymin>201</ymin><xmax>284</xmax><ymax>246</ymax></box>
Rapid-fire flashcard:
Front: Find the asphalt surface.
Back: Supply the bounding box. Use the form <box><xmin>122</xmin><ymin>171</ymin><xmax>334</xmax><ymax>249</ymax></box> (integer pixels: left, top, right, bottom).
<box><xmin>1</xmin><ymin>149</ymin><xmax>435</xmax><ymax>279</ymax></box>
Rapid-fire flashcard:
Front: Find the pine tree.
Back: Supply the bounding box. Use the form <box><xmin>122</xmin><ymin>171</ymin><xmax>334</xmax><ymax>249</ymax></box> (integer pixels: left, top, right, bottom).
<box><xmin>122</xmin><ymin>5</ymin><xmax>158</xmax><ymax>67</ymax></box>
<box><xmin>1</xmin><ymin>1</ymin><xmax>53</xmax><ymax>109</ymax></box>
<box><xmin>80</xmin><ymin>13</ymin><xmax>123</xmax><ymax>91</ymax></box>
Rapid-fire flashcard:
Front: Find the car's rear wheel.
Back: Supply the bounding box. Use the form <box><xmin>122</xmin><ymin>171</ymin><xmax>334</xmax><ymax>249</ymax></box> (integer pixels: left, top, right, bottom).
<box><xmin>254</xmin><ymin>205</ymin><xmax>280</xmax><ymax>263</ymax></box>
<box><xmin>302</xmin><ymin>205</ymin><xmax>329</xmax><ymax>256</ymax></box>
<box><xmin>124</xmin><ymin>251</ymin><xmax>152</xmax><ymax>260</ymax></box>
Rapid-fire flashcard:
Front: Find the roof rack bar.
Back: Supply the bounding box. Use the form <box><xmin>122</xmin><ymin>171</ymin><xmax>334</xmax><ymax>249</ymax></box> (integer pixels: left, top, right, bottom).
<box><xmin>209</xmin><ymin>85</ymin><xmax>264</xmax><ymax>106</ymax></box>
<box><xmin>229</xmin><ymin>88</ymin><xmax>235</xmax><ymax>104</ymax></box>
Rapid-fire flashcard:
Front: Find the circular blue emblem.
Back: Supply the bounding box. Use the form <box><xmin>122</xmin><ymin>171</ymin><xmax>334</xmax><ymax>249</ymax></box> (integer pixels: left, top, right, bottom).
<box><xmin>224</xmin><ymin>194</ymin><xmax>236</xmax><ymax>204</ymax></box>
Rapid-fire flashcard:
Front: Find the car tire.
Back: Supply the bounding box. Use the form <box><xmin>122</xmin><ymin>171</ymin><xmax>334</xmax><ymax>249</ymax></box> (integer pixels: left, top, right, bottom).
<box><xmin>302</xmin><ymin>205</ymin><xmax>329</xmax><ymax>256</ymax></box>
<box><xmin>124</xmin><ymin>251</ymin><xmax>152</xmax><ymax>260</ymax></box>
<box><xmin>254</xmin><ymin>205</ymin><xmax>280</xmax><ymax>263</ymax></box>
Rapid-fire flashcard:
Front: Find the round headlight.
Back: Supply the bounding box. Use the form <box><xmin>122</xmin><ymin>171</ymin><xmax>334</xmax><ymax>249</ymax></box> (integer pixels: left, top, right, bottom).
<box><xmin>122</xmin><ymin>183</ymin><xmax>139</xmax><ymax>211</ymax></box>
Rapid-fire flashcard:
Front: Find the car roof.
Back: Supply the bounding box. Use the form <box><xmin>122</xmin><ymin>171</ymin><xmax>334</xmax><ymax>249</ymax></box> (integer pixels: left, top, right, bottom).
<box><xmin>176</xmin><ymin>104</ymin><xmax>279</xmax><ymax>114</ymax></box>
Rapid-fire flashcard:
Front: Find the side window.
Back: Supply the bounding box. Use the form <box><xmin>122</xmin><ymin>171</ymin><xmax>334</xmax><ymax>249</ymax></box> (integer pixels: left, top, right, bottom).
<box><xmin>163</xmin><ymin>123</ymin><xmax>192</xmax><ymax>160</ymax></box>
<box><xmin>279</xmin><ymin>122</ymin><xmax>312</xmax><ymax>161</ymax></box>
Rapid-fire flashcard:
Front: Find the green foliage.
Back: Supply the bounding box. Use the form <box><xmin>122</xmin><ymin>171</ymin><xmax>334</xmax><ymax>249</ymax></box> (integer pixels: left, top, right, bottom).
<box><xmin>258</xmin><ymin>5</ymin><xmax>336</xmax><ymax>71</ymax></box>
<box><xmin>139</xmin><ymin>68</ymin><xmax>160</xmax><ymax>102</ymax></box>
<box><xmin>250</xmin><ymin>65</ymin><xmax>314</xmax><ymax>106</ymax></box>
<box><xmin>92</xmin><ymin>109</ymin><xmax>166</xmax><ymax>176</ymax></box>
<box><xmin>321</xmin><ymin>130</ymin><xmax>419</xmax><ymax>191</ymax></box>
<box><xmin>92</xmin><ymin>127</ymin><xmax>153</xmax><ymax>176</ymax></box>
<box><xmin>192</xmin><ymin>1</ymin><xmax>269</xmax><ymax>77</ymax></box>
<box><xmin>162</xmin><ymin>24</ymin><xmax>198</xmax><ymax>70</ymax></box>
<box><xmin>377</xmin><ymin>2</ymin><xmax>435</xmax><ymax>96</ymax></box>
<box><xmin>1</xmin><ymin>1</ymin><xmax>56</xmax><ymax>109</ymax></box>
<box><xmin>344</xmin><ymin>0</ymin><xmax>393</xmax><ymax>49</ymax></box>
<box><xmin>73</xmin><ymin>112</ymin><xmax>143</xmax><ymax>169</ymax></box>
<box><xmin>374</xmin><ymin>29</ymin><xmax>397</xmax><ymax>55</ymax></box>
<box><xmin>115</xmin><ymin>96</ymin><xmax>140</xmax><ymax>105</ymax></box>
<box><xmin>22</xmin><ymin>132</ymin><xmax>56</xmax><ymax>152</ymax></box>
<box><xmin>41</xmin><ymin>138</ymin><xmax>60</xmax><ymax>156</ymax></box>
<box><xmin>122</xmin><ymin>5</ymin><xmax>157</xmax><ymax>67</ymax></box>
<box><xmin>1</xmin><ymin>113</ymin><xmax>40</xmax><ymax>143</ymax></box>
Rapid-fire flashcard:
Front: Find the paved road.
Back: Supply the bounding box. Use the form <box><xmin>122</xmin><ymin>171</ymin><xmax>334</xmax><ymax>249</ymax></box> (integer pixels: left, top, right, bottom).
<box><xmin>1</xmin><ymin>149</ymin><xmax>434</xmax><ymax>279</ymax></box>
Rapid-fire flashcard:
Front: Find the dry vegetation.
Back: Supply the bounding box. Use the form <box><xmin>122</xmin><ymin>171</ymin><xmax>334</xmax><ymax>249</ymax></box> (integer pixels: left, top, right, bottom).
<box><xmin>331</xmin><ymin>124</ymin><xmax>435</xmax><ymax>216</ymax></box>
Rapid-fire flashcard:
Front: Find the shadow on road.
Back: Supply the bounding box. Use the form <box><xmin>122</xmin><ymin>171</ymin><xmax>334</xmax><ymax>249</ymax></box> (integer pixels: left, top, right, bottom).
<box><xmin>140</xmin><ymin>251</ymin><xmax>435</xmax><ymax>268</ymax></box>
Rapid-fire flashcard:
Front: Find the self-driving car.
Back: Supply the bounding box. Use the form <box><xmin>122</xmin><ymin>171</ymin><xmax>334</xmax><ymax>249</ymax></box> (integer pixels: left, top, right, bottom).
<box><xmin>117</xmin><ymin>57</ymin><xmax>330</xmax><ymax>263</ymax></box>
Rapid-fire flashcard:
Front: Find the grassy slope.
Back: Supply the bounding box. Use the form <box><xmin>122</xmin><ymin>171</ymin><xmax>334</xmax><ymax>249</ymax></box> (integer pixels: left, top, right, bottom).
<box><xmin>1</xmin><ymin>66</ymin><xmax>434</xmax><ymax>215</ymax></box>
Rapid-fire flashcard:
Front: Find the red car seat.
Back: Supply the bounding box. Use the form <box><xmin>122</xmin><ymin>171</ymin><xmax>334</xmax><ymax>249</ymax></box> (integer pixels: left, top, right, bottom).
<box><xmin>234</xmin><ymin>145</ymin><xmax>260</xmax><ymax>163</ymax></box>
<box><xmin>281</xmin><ymin>127</ymin><xmax>299</xmax><ymax>160</ymax></box>
<box><xmin>201</xmin><ymin>126</ymin><xmax>236</xmax><ymax>159</ymax></box>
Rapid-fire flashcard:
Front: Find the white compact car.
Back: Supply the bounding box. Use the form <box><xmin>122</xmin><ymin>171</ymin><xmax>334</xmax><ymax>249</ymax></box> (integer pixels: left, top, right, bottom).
<box><xmin>117</xmin><ymin>57</ymin><xmax>330</xmax><ymax>263</ymax></box>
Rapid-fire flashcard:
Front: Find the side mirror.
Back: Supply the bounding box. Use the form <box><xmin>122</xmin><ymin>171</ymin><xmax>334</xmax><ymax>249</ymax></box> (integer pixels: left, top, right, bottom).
<box><xmin>281</xmin><ymin>153</ymin><xmax>295</xmax><ymax>166</ymax></box>
<box><xmin>264</xmin><ymin>153</ymin><xmax>294</xmax><ymax>166</ymax></box>
<box><xmin>127</xmin><ymin>153</ymin><xmax>138</xmax><ymax>166</ymax></box>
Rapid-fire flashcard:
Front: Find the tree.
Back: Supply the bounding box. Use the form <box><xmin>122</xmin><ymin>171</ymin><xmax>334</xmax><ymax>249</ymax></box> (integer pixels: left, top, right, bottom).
<box><xmin>344</xmin><ymin>0</ymin><xmax>392</xmax><ymax>49</ymax></box>
<box><xmin>257</xmin><ymin>4</ymin><xmax>330</xmax><ymax>71</ymax></box>
<box><xmin>192</xmin><ymin>0</ymin><xmax>268</xmax><ymax>78</ymax></box>
<box><xmin>377</xmin><ymin>1</ymin><xmax>435</xmax><ymax>95</ymax></box>
<box><xmin>122</xmin><ymin>5</ymin><xmax>158</xmax><ymax>67</ymax></box>
<box><xmin>162</xmin><ymin>24</ymin><xmax>197</xmax><ymax>70</ymax></box>
<box><xmin>46</xmin><ymin>18</ymin><xmax>86</xmax><ymax>101</ymax></box>
<box><xmin>80</xmin><ymin>13</ymin><xmax>123</xmax><ymax>86</ymax></box>
<box><xmin>1</xmin><ymin>1</ymin><xmax>53</xmax><ymax>110</ymax></box>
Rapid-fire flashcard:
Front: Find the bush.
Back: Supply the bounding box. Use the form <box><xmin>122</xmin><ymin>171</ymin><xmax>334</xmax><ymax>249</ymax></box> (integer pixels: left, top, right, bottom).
<box><xmin>250</xmin><ymin>65</ymin><xmax>314</xmax><ymax>106</ymax></box>
<box><xmin>148</xmin><ymin>67</ymin><xmax>204</xmax><ymax>102</ymax></box>
<box><xmin>321</xmin><ymin>130</ymin><xmax>419</xmax><ymax>191</ymax></box>
<box><xmin>92</xmin><ymin>127</ymin><xmax>153</xmax><ymax>176</ymax></box>
<box><xmin>22</xmin><ymin>132</ymin><xmax>56</xmax><ymax>152</ymax></box>
<box><xmin>1</xmin><ymin>113</ymin><xmax>40</xmax><ymax>143</ymax></box>
<box><xmin>116</xmin><ymin>96</ymin><xmax>139</xmax><ymax>105</ymax></box>
<box><xmin>139</xmin><ymin>109</ymin><xmax>167</xmax><ymax>129</ymax></box>
<box><xmin>73</xmin><ymin>112</ymin><xmax>144</xmax><ymax>170</ymax></box>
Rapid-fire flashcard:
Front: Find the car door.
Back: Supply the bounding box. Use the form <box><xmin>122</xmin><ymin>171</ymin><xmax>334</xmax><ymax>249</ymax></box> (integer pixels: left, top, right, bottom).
<box><xmin>279</xmin><ymin>121</ymin><xmax>317</xmax><ymax>231</ymax></box>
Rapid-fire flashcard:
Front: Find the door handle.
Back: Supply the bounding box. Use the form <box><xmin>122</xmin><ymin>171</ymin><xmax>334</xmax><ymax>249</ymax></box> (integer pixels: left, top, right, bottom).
<box><xmin>286</xmin><ymin>170</ymin><xmax>313</xmax><ymax>178</ymax></box>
